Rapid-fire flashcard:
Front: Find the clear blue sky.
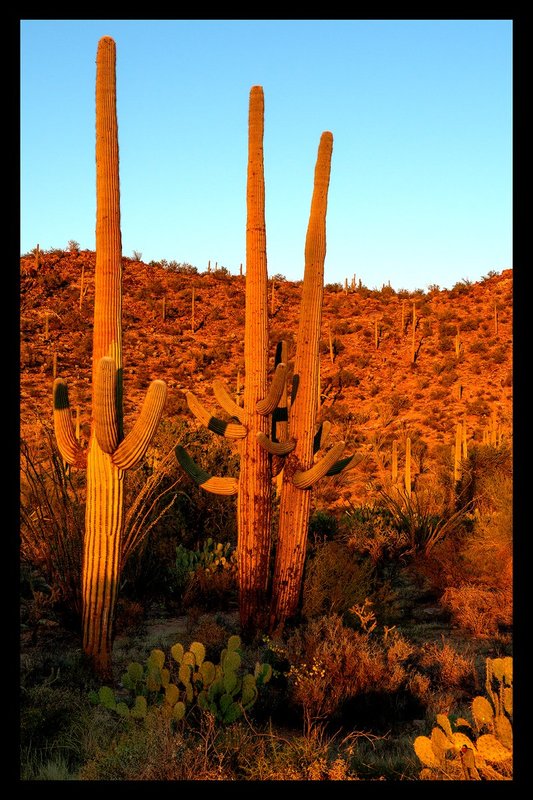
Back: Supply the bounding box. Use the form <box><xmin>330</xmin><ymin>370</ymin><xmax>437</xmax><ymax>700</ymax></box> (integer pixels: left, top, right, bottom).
<box><xmin>20</xmin><ymin>19</ymin><xmax>512</xmax><ymax>291</ymax></box>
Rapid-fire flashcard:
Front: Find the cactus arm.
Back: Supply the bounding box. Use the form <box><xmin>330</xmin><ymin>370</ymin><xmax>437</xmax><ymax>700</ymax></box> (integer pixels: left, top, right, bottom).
<box><xmin>256</xmin><ymin>432</ymin><xmax>296</xmax><ymax>455</ymax></box>
<box><xmin>94</xmin><ymin>357</ymin><xmax>119</xmax><ymax>454</ymax></box>
<box><xmin>292</xmin><ymin>441</ymin><xmax>345</xmax><ymax>489</ymax></box>
<box><xmin>186</xmin><ymin>391</ymin><xmax>247</xmax><ymax>439</ymax></box>
<box><xmin>212</xmin><ymin>379</ymin><xmax>245</xmax><ymax>423</ymax></box>
<box><xmin>256</xmin><ymin>362</ymin><xmax>288</xmax><ymax>415</ymax></box>
<box><xmin>112</xmin><ymin>380</ymin><xmax>167</xmax><ymax>469</ymax></box>
<box><xmin>313</xmin><ymin>420</ymin><xmax>331</xmax><ymax>454</ymax></box>
<box><xmin>325</xmin><ymin>452</ymin><xmax>359</xmax><ymax>476</ymax></box>
<box><xmin>53</xmin><ymin>378</ymin><xmax>86</xmax><ymax>467</ymax></box>
<box><xmin>175</xmin><ymin>446</ymin><xmax>238</xmax><ymax>495</ymax></box>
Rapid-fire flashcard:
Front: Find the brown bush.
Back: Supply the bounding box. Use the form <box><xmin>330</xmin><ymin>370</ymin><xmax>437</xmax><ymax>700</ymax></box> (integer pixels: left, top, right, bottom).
<box><xmin>440</xmin><ymin>585</ymin><xmax>511</xmax><ymax>637</ymax></box>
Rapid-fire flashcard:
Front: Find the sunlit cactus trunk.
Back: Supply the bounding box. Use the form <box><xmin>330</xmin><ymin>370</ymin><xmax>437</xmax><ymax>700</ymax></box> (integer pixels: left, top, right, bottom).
<box><xmin>237</xmin><ymin>86</ymin><xmax>272</xmax><ymax>633</ymax></box>
<box><xmin>53</xmin><ymin>37</ymin><xmax>166</xmax><ymax>677</ymax></box>
<box><xmin>81</xmin><ymin>35</ymin><xmax>124</xmax><ymax>677</ymax></box>
<box><xmin>270</xmin><ymin>132</ymin><xmax>334</xmax><ymax>630</ymax></box>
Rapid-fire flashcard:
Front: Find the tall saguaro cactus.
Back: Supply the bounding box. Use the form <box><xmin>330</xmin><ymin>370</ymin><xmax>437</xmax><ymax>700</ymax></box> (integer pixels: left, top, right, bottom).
<box><xmin>52</xmin><ymin>37</ymin><xmax>166</xmax><ymax>677</ymax></box>
<box><xmin>176</xmin><ymin>88</ymin><xmax>354</xmax><ymax>634</ymax></box>
<box><xmin>237</xmin><ymin>85</ymin><xmax>273</xmax><ymax>629</ymax></box>
<box><xmin>269</xmin><ymin>131</ymin><xmax>340</xmax><ymax>629</ymax></box>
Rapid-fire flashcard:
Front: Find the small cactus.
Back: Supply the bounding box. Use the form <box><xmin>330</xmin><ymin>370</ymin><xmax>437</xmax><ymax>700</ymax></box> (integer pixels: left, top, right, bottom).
<box><xmin>94</xmin><ymin>633</ymin><xmax>271</xmax><ymax>727</ymax></box>
<box><xmin>413</xmin><ymin>657</ymin><xmax>513</xmax><ymax>780</ymax></box>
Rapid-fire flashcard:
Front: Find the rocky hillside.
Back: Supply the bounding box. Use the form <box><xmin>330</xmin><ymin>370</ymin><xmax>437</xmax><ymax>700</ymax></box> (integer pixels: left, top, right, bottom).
<box><xmin>20</xmin><ymin>249</ymin><xmax>512</xmax><ymax>507</ymax></box>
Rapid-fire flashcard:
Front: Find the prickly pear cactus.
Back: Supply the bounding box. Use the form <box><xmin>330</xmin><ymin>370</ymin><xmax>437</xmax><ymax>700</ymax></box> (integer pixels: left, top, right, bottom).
<box><xmin>92</xmin><ymin>634</ymin><xmax>271</xmax><ymax>727</ymax></box>
<box><xmin>413</xmin><ymin>657</ymin><xmax>513</xmax><ymax>780</ymax></box>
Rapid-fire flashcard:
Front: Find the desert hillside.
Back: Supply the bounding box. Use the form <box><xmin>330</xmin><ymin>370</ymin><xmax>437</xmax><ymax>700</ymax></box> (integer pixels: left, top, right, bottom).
<box><xmin>20</xmin><ymin>248</ymin><xmax>512</xmax><ymax>506</ymax></box>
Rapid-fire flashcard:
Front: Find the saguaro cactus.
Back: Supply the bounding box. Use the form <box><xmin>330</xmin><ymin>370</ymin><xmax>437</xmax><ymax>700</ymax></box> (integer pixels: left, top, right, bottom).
<box><xmin>52</xmin><ymin>37</ymin><xmax>166</xmax><ymax>677</ymax></box>
<box><xmin>176</xmin><ymin>88</ymin><xmax>353</xmax><ymax>635</ymax></box>
<box><xmin>269</xmin><ymin>130</ymin><xmax>345</xmax><ymax>629</ymax></box>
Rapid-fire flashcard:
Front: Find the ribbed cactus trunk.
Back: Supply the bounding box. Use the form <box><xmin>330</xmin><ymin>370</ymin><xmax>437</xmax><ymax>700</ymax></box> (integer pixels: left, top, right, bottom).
<box><xmin>83</xmin><ymin>36</ymin><xmax>124</xmax><ymax>678</ymax></box>
<box><xmin>270</xmin><ymin>132</ymin><xmax>333</xmax><ymax>630</ymax></box>
<box><xmin>237</xmin><ymin>86</ymin><xmax>272</xmax><ymax>633</ymax></box>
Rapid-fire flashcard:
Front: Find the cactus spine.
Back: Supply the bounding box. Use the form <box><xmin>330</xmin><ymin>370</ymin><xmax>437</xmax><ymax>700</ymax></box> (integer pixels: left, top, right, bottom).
<box><xmin>52</xmin><ymin>37</ymin><xmax>166</xmax><ymax>677</ymax></box>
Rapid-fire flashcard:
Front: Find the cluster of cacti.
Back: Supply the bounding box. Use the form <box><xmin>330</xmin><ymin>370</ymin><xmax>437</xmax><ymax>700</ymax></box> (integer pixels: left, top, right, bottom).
<box><xmin>175</xmin><ymin>538</ymin><xmax>237</xmax><ymax>589</ymax></box>
<box><xmin>482</xmin><ymin>408</ymin><xmax>502</xmax><ymax>446</ymax></box>
<box><xmin>92</xmin><ymin>634</ymin><xmax>272</xmax><ymax>726</ymax></box>
<box><xmin>176</xmin><ymin>86</ymin><xmax>355</xmax><ymax>634</ymax></box>
<box><xmin>52</xmin><ymin>37</ymin><xmax>166</xmax><ymax>677</ymax></box>
<box><xmin>413</xmin><ymin>656</ymin><xmax>512</xmax><ymax>780</ymax></box>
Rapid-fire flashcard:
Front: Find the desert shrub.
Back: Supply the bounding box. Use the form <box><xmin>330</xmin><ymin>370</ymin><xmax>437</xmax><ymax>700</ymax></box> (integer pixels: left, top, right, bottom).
<box><xmin>122</xmin><ymin>422</ymin><xmax>239</xmax><ymax>602</ymax></box>
<box><xmin>376</xmin><ymin>488</ymin><xmax>473</xmax><ymax>557</ymax></box>
<box><xmin>330</xmin><ymin>319</ymin><xmax>352</xmax><ymax>335</ymax></box>
<box><xmin>437</xmin><ymin>335</ymin><xmax>455</xmax><ymax>353</ymax></box>
<box><xmin>469</xmin><ymin>339</ymin><xmax>488</xmax><ymax>354</ymax></box>
<box><xmin>20</xmin><ymin>429</ymin><xmax>84</xmax><ymax>624</ymax></box>
<box><xmin>301</xmin><ymin>541</ymin><xmax>374</xmax><ymax>619</ymax></box>
<box><xmin>441</xmin><ymin>586</ymin><xmax>511</xmax><ymax>637</ymax></box>
<box><xmin>342</xmin><ymin>501</ymin><xmax>403</xmax><ymax>565</ymax></box>
<box><xmin>418</xmin><ymin>641</ymin><xmax>475</xmax><ymax>691</ymax></box>
<box><xmin>308</xmin><ymin>510</ymin><xmax>339</xmax><ymax>544</ymax></box>
<box><xmin>282</xmin><ymin>615</ymin><xmax>422</xmax><ymax>734</ymax></box>
<box><xmin>459</xmin><ymin>442</ymin><xmax>512</xmax><ymax>511</ymax></box>
<box><xmin>167</xmin><ymin>262</ymin><xmax>198</xmax><ymax>275</ymax></box>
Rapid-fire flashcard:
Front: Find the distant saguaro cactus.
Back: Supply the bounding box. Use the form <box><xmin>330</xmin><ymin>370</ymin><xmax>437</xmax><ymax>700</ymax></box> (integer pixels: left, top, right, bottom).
<box><xmin>391</xmin><ymin>439</ymin><xmax>398</xmax><ymax>483</ymax></box>
<box><xmin>52</xmin><ymin>37</ymin><xmax>166</xmax><ymax>677</ymax></box>
<box><xmin>404</xmin><ymin>436</ymin><xmax>412</xmax><ymax>497</ymax></box>
<box><xmin>176</xmin><ymin>87</ymin><xmax>354</xmax><ymax>635</ymax></box>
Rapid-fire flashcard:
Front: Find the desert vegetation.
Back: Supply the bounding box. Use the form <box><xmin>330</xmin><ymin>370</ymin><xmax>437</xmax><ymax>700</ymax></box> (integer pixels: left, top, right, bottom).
<box><xmin>19</xmin><ymin>36</ymin><xmax>512</xmax><ymax>782</ymax></box>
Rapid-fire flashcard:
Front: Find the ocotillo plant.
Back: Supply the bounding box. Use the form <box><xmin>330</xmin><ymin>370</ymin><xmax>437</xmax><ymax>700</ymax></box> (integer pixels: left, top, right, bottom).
<box><xmin>52</xmin><ymin>37</ymin><xmax>166</xmax><ymax>677</ymax></box>
<box><xmin>176</xmin><ymin>87</ymin><xmax>353</xmax><ymax>635</ymax></box>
